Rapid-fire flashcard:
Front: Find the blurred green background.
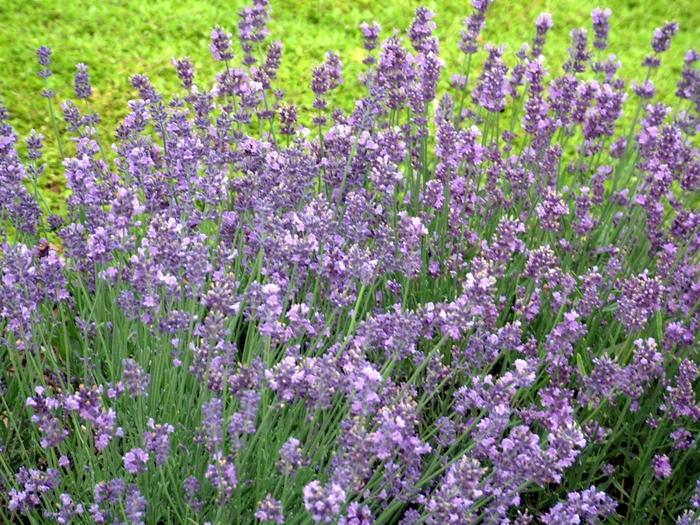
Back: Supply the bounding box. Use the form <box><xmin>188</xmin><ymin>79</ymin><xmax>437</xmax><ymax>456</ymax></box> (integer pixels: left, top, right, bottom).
<box><xmin>0</xmin><ymin>0</ymin><xmax>698</xmax><ymax>209</ymax></box>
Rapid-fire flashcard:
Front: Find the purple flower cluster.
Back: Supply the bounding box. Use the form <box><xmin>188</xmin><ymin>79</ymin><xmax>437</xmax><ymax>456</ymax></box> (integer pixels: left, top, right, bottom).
<box><xmin>303</xmin><ymin>481</ymin><xmax>347</xmax><ymax>523</ymax></box>
<box><xmin>74</xmin><ymin>63</ymin><xmax>92</xmax><ymax>100</ymax></box>
<box><xmin>460</xmin><ymin>0</ymin><xmax>493</xmax><ymax>55</ymax></box>
<box><xmin>0</xmin><ymin>108</ymin><xmax>42</xmax><ymax>236</ymax></box>
<box><xmin>123</xmin><ymin>447</ymin><xmax>149</xmax><ymax>474</ymax></box>
<box><xmin>8</xmin><ymin>467</ymin><xmax>61</xmax><ymax>515</ymax></box>
<box><xmin>541</xmin><ymin>486</ymin><xmax>617</xmax><ymax>524</ymax></box>
<box><xmin>255</xmin><ymin>494</ymin><xmax>284</xmax><ymax>523</ymax></box>
<box><xmin>210</xmin><ymin>26</ymin><xmax>233</xmax><ymax>62</ymax></box>
<box><xmin>2</xmin><ymin>3</ymin><xmax>699</xmax><ymax>524</ymax></box>
<box><xmin>591</xmin><ymin>7</ymin><xmax>612</xmax><ymax>50</ymax></box>
<box><xmin>90</xmin><ymin>479</ymin><xmax>146</xmax><ymax>524</ymax></box>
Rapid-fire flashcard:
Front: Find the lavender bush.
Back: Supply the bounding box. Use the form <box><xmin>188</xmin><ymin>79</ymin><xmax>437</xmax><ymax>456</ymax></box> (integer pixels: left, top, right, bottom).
<box><xmin>1</xmin><ymin>1</ymin><xmax>699</xmax><ymax>523</ymax></box>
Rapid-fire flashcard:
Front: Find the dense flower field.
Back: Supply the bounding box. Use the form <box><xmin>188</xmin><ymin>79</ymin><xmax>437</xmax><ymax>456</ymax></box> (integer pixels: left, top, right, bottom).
<box><xmin>1</xmin><ymin>0</ymin><xmax>699</xmax><ymax>523</ymax></box>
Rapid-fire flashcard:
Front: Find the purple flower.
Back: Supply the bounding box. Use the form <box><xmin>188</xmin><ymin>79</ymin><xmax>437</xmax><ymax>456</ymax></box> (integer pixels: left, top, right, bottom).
<box><xmin>676</xmin><ymin>49</ymin><xmax>700</xmax><ymax>110</ymax></box>
<box><xmin>37</xmin><ymin>45</ymin><xmax>52</xmax><ymax>67</ymax></box>
<box><xmin>376</xmin><ymin>35</ymin><xmax>415</xmax><ymax>110</ymax></box>
<box><xmin>360</xmin><ymin>21</ymin><xmax>381</xmax><ymax>54</ymax></box>
<box><xmin>303</xmin><ymin>481</ymin><xmax>346</xmax><ymax>523</ymax></box>
<box><xmin>74</xmin><ymin>63</ymin><xmax>92</xmax><ymax>99</ymax></box>
<box><xmin>8</xmin><ymin>467</ymin><xmax>61</xmax><ymax>515</ymax></box>
<box><xmin>183</xmin><ymin>476</ymin><xmax>202</xmax><ymax>512</ymax></box>
<box><xmin>424</xmin><ymin>456</ymin><xmax>485</xmax><ymax>524</ymax></box>
<box><xmin>677</xmin><ymin>510</ymin><xmax>699</xmax><ymax>525</ymax></box>
<box><xmin>144</xmin><ymin>418</ymin><xmax>175</xmax><ymax>466</ymax></box>
<box><xmin>338</xmin><ymin>502</ymin><xmax>373</xmax><ymax>525</ymax></box>
<box><xmin>121</xmin><ymin>358</ymin><xmax>151</xmax><ymax>397</ymax></box>
<box><xmin>542</xmin><ymin>486</ymin><xmax>617</xmax><ymax>524</ymax></box>
<box><xmin>460</xmin><ymin>0</ymin><xmax>493</xmax><ymax>55</ymax></box>
<box><xmin>172</xmin><ymin>57</ymin><xmax>195</xmax><ymax>89</ymax></box>
<box><xmin>238</xmin><ymin>0</ymin><xmax>270</xmax><ymax>65</ymax></box>
<box><xmin>615</xmin><ymin>271</ymin><xmax>663</xmax><ymax>332</ymax></box>
<box><xmin>591</xmin><ymin>8</ymin><xmax>612</xmax><ymax>50</ymax></box>
<box><xmin>123</xmin><ymin>447</ymin><xmax>149</xmax><ymax>474</ymax></box>
<box><xmin>651</xmin><ymin>22</ymin><xmax>679</xmax><ymax>54</ymax></box>
<box><xmin>91</xmin><ymin>479</ymin><xmax>133</xmax><ymax>523</ymax></box>
<box><xmin>0</xmin><ymin>110</ymin><xmax>42</xmax><ymax>235</ymax></box>
<box><xmin>532</xmin><ymin>13</ymin><xmax>554</xmax><ymax>57</ymax></box>
<box><xmin>26</xmin><ymin>129</ymin><xmax>44</xmax><ymax>162</ymax></box>
<box><xmin>535</xmin><ymin>188</ymin><xmax>569</xmax><ymax>231</ymax></box>
<box><xmin>670</xmin><ymin>428</ymin><xmax>695</xmax><ymax>450</ymax></box>
<box><xmin>26</xmin><ymin>386</ymin><xmax>69</xmax><ymax>448</ymax></box>
<box><xmin>125</xmin><ymin>484</ymin><xmax>147</xmax><ymax>525</ymax></box>
<box><xmin>94</xmin><ymin>478</ymin><xmax>126</xmax><ymax>506</ymax></box>
<box><xmin>279</xmin><ymin>103</ymin><xmax>298</xmax><ymax>135</ymax></box>
<box><xmin>43</xmin><ymin>492</ymin><xmax>84</xmax><ymax>524</ymax></box>
<box><xmin>564</xmin><ymin>28</ymin><xmax>590</xmax><ymax>73</ymax></box>
<box><xmin>278</xmin><ymin>436</ymin><xmax>304</xmax><ymax>474</ymax></box>
<box><xmin>662</xmin><ymin>359</ymin><xmax>700</xmax><ymax>421</ymax></box>
<box><xmin>210</xmin><ymin>26</ymin><xmax>233</xmax><ymax>61</ymax></box>
<box><xmin>622</xmin><ymin>338</ymin><xmax>664</xmax><ymax>409</ymax></box>
<box><xmin>633</xmin><ymin>79</ymin><xmax>656</xmax><ymax>99</ymax></box>
<box><xmin>255</xmin><ymin>494</ymin><xmax>284</xmax><ymax>523</ymax></box>
<box><xmin>311</xmin><ymin>51</ymin><xmax>343</xmax><ymax>119</ymax></box>
<box><xmin>409</xmin><ymin>7</ymin><xmax>438</xmax><ymax>54</ymax></box>
<box><xmin>199</xmin><ymin>397</ymin><xmax>224</xmax><ymax>453</ymax></box>
<box><xmin>229</xmin><ymin>388</ymin><xmax>260</xmax><ymax>449</ymax></box>
<box><xmin>257</xmin><ymin>40</ymin><xmax>282</xmax><ymax>88</ymax></box>
<box><xmin>205</xmin><ymin>453</ymin><xmax>238</xmax><ymax>502</ymax></box>
<box><xmin>47</xmin><ymin>213</ymin><xmax>64</xmax><ymax>231</ymax></box>
<box><xmin>63</xmin><ymin>385</ymin><xmax>124</xmax><ymax>451</ymax></box>
<box><xmin>652</xmin><ymin>454</ymin><xmax>672</xmax><ymax>479</ymax></box>
<box><xmin>472</xmin><ymin>44</ymin><xmax>510</xmax><ymax>113</ymax></box>
<box><xmin>36</xmin><ymin>46</ymin><xmax>53</xmax><ymax>82</ymax></box>
<box><xmin>581</xmin><ymin>355</ymin><xmax>626</xmax><ymax>407</ymax></box>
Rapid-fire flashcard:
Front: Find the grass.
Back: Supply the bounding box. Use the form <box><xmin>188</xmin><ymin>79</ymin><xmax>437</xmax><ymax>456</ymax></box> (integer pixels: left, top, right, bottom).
<box><xmin>0</xmin><ymin>0</ymin><xmax>698</xmax><ymax>213</ymax></box>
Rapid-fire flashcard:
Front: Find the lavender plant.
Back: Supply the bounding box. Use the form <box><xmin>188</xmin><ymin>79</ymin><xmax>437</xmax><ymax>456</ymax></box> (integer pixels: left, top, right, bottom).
<box><xmin>1</xmin><ymin>1</ymin><xmax>699</xmax><ymax>523</ymax></box>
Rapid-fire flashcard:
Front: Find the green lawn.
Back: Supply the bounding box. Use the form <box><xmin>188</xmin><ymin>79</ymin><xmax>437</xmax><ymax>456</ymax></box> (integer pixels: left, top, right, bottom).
<box><xmin>1</xmin><ymin>0</ymin><xmax>698</xmax><ymax>210</ymax></box>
